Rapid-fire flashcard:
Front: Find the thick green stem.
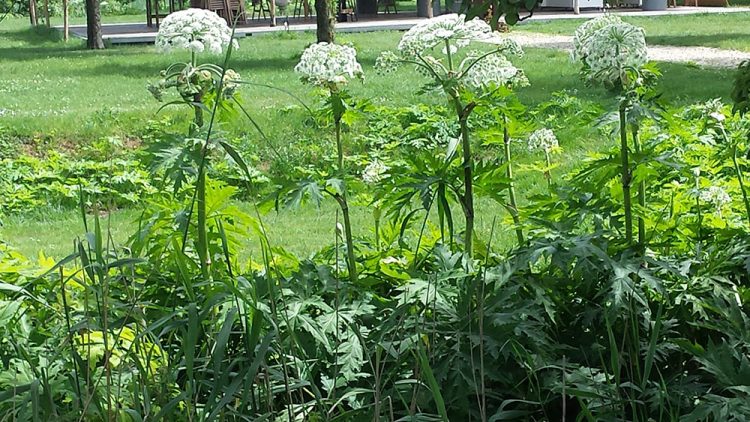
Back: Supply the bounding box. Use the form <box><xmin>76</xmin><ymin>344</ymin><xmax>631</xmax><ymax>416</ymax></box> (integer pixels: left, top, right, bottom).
<box><xmin>632</xmin><ymin>126</ymin><xmax>646</xmax><ymax>249</ymax></box>
<box><xmin>694</xmin><ymin>174</ymin><xmax>702</xmax><ymax>259</ymax></box>
<box><xmin>336</xmin><ymin>117</ymin><xmax>343</xmax><ymax>171</ymax></box>
<box><xmin>334</xmin><ymin>117</ymin><xmax>357</xmax><ymax>283</ymax></box>
<box><xmin>452</xmin><ymin>95</ymin><xmax>475</xmax><ymax>257</ymax></box>
<box><xmin>192</xmin><ymin>101</ymin><xmax>210</xmax><ymax>280</ymax></box>
<box><xmin>193</xmin><ymin>105</ymin><xmax>204</xmax><ymax>133</ymax></box>
<box><xmin>445</xmin><ymin>39</ymin><xmax>453</xmax><ymax>71</ymax></box>
<box><xmin>336</xmin><ymin>194</ymin><xmax>358</xmax><ymax>283</ymax></box>
<box><xmin>544</xmin><ymin>151</ymin><xmax>553</xmax><ymax>190</ymax></box>
<box><xmin>619</xmin><ymin>104</ymin><xmax>633</xmax><ymax>245</ymax></box>
<box><xmin>503</xmin><ymin>116</ymin><xmax>524</xmax><ymax>247</ymax></box>
<box><xmin>374</xmin><ymin>206</ymin><xmax>381</xmax><ymax>252</ymax></box>
<box><xmin>731</xmin><ymin>144</ymin><xmax>750</xmax><ymax>226</ymax></box>
<box><xmin>196</xmin><ymin>169</ymin><xmax>210</xmax><ymax>280</ymax></box>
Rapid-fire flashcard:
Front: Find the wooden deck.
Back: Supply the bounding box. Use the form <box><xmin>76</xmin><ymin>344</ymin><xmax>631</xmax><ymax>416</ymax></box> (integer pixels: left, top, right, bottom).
<box><xmin>66</xmin><ymin>13</ymin><xmax>426</xmax><ymax>44</ymax></box>
<box><xmin>60</xmin><ymin>6</ymin><xmax>750</xmax><ymax>44</ymax></box>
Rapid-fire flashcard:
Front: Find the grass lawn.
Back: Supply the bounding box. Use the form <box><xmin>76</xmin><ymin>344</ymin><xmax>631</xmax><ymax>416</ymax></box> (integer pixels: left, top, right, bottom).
<box><xmin>0</xmin><ymin>17</ymin><xmax>733</xmax><ymax>139</ymax></box>
<box><xmin>0</xmin><ymin>197</ymin><xmax>517</xmax><ymax>259</ymax></box>
<box><xmin>517</xmin><ymin>11</ymin><xmax>750</xmax><ymax>52</ymax></box>
<box><xmin>0</xmin><ymin>16</ymin><xmax>740</xmax><ymax>258</ymax></box>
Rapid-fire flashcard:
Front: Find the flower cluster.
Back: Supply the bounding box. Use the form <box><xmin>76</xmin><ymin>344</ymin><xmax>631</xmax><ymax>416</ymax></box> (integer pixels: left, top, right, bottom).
<box><xmin>700</xmin><ymin>186</ymin><xmax>732</xmax><ymax>208</ymax></box>
<box><xmin>222</xmin><ymin>69</ymin><xmax>241</xmax><ymax>97</ymax></box>
<box><xmin>147</xmin><ymin>67</ymin><xmax>241</xmax><ymax>102</ymax></box>
<box><xmin>463</xmin><ymin>51</ymin><xmax>529</xmax><ymax>91</ymax></box>
<box><xmin>397</xmin><ymin>14</ymin><xmax>504</xmax><ymax>58</ymax></box>
<box><xmin>147</xmin><ymin>68</ymin><xmax>212</xmax><ymax>101</ymax></box>
<box><xmin>585</xmin><ymin>23</ymin><xmax>647</xmax><ymax>86</ymax></box>
<box><xmin>294</xmin><ymin>42</ymin><xmax>364</xmax><ymax>89</ymax></box>
<box><xmin>572</xmin><ymin>14</ymin><xmax>623</xmax><ymax>62</ymax></box>
<box><xmin>362</xmin><ymin>160</ymin><xmax>388</xmax><ymax>184</ymax></box>
<box><xmin>374</xmin><ymin>51</ymin><xmax>400</xmax><ymax>74</ymax></box>
<box><xmin>527</xmin><ymin>128</ymin><xmax>559</xmax><ymax>153</ymax></box>
<box><xmin>155</xmin><ymin>8</ymin><xmax>237</xmax><ymax>55</ymax></box>
<box><xmin>683</xmin><ymin>98</ymin><xmax>727</xmax><ymax>123</ymax></box>
<box><xmin>375</xmin><ymin>14</ymin><xmax>526</xmax><ymax>94</ymax></box>
<box><xmin>573</xmin><ymin>16</ymin><xmax>647</xmax><ymax>87</ymax></box>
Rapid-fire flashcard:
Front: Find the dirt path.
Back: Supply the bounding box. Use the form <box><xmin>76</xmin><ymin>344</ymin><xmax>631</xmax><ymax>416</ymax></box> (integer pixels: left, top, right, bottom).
<box><xmin>508</xmin><ymin>32</ymin><xmax>750</xmax><ymax>68</ymax></box>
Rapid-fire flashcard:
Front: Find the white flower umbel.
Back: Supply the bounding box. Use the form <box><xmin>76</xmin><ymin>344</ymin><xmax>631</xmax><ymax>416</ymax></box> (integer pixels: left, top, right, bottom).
<box><xmin>583</xmin><ymin>22</ymin><xmax>647</xmax><ymax>87</ymax></box>
<box><xmin>528</xmin><ymin>128</ymin><xmax>560</xmax><ymax>188</ymax></box>
<box><xmin>527</xmin><ymin>128</ymin><xmax>559</xmax><ymax>153</ymax></box>
<box><xmin>397</xmin><ymin>14</ymin><xmax>505</xmax><ymax>58</ymax></box>
<box><xmin>376</xmin><ymin>14</ymin><xmax>525</xmax><ymax>94</ymax></box>
<box><xmin>463</xmin><ymin>51</ymin><xmax>528</xmax><ymax>92</ymax></box>
<box><xmin>294</xmin><ymin>42</ymin><xmax>364</xmax><ymax>90</ymax></box>
<box><xmin>700</xmin><ymin>186</ymin><xmax>732</xmax><ymax>209</ymax></box>
<box><xmin>572</xmin><ymin>14</ymin><xmax>623</xmax><ymax>62</ymax></box>
<box><xmin>362</xmin><ymin>160</ymin><xmax>388</xmax><ymax>184</ymax></box>
<box><xmin>683</xmin><ymin>98</ymin><xmax>727</xmax><ymax>123</ymax></box>
<box><xmin>155</xmin><ymin>8</ymin><xmax>237</xmax><ymax>55</ymax></box>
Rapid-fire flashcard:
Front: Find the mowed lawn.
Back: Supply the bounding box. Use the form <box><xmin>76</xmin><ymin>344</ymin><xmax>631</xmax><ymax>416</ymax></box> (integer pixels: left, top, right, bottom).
<box><xmin>0</xmin><ymin>16</ymin><xmax>737</xmax><ymax>139</ymax></box>
<box><xmin>0</xmin><ymin>14</ymin><xmax>742</xmax><ymax>258</ymax></box>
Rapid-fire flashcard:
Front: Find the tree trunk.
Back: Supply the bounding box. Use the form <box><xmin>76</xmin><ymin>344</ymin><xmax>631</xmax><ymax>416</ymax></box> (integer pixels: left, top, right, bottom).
<box><xmin>43</xmin><ymin>0</ymin><xmax>50</xmax><ymax>27</ymax></box>
<box><xmin>315</xmin><ymin>0</ymin><xmax>335</xmax><ymax>43</ymax></box>
<box><xmin>29</xmin><ymin>0</ymin><xmax>38</xmax><ymax>25</ymax></box>
<box><xmin>86</xmin><ymin>0</ymin><xmax>105</xmax><ymax>49</ymax></box>
<box><xmin>270</xmin><ymin>0</ymin><xmax>277</xmax><ymax>27</ymax></box>
<box><xmin>63</xmin><ymin>0</ymin><xmax>69</xmax><ymax>41</ymax></box>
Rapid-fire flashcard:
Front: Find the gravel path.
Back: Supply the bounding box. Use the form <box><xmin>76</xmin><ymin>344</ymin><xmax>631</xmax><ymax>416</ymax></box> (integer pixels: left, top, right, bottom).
<box><xmin>507</xmin><ymin>32</ymin><xmax>750</xmax><ymax>68</ymax></box>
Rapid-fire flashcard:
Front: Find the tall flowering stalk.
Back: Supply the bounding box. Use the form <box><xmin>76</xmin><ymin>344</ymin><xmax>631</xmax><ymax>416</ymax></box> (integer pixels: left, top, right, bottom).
<box><xmin>631</xmin><ymin>124</ymin><xmax>646</xmax><ymax>246</ymax></box>
<box><xmin>148</xmin><ymin>9</ymin><xmax>238</xmax><ymax>279</ymax></box>
<box><xmin>700</xmin><ymin>186</ymin><xmax>732</xmax><ymax>218</ymax></box>
<box><xmin>376</xmin><ymin>14</ymin><xmax>527</xmax><ymax>256</ymax></box>
<box><xmin>503</xmin><ymin>116</ymin><xmax>524</xmax><ymax>246</ymax></box>
<box><xmin>363</xmin><ymin>160</ymin><xmax>388</xmax><ymax>251</ymax></box>
<box><xmin>574</xmin><ymin>17</ymin><xmax>648</xmax><ymax>245</ymax></box>
<box><xmin>295</xmin><ymin>42</ymin><xmax>364</xmax><ymax>283</ymax></box>
<box><xmin>528</xmin><ymin>128</ymin><xmax>560</xmax><ymax>189</ymax></box>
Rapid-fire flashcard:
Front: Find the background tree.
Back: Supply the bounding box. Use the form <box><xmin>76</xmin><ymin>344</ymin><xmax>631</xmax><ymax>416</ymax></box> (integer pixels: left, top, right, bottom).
<box><xmin>461</xmin><ymin>0</ymin><xmax>542</xmax><ymax>29</ymax></box>
<box><xmin>28</xmin><ymin>0</ymin><xmax>37</xmax><ymax>25</ymax></box>
<box><xmin>315</xmin><ymin>0</ymin><xmax>335</xmax><ymax>43</ymax></box>
<box><xmin>86</xmin><ymin>0</ymin><xmax>104</xmax><ymax>49</ymax></box>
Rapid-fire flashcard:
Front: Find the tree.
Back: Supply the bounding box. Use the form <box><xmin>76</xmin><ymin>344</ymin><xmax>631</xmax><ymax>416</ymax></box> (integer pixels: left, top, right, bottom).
<box><xmin>29</xmin><ymin>0</ymin><xmax>38</xmax><ymax>25</ymax></box>
<box><xmin>315</xmin><ymin>0</ymin><xmax>334</xmax><ymax>43</ymax></box>
<box><xmin>461</xmin><ymin>0</ymin><xmax>542</xmax><ymax>30</ymax></box>
<box><xmin>85</xmin><ymin>0</ymin><xmax>104</xmax><ymax>49</ymax></box>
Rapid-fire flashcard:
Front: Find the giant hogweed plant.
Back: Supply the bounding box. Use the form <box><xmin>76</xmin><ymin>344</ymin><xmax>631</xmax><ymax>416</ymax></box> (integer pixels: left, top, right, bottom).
<box><xmin>287</xmin><ymin>42</ymin><xmax>364</xmax><ymax>284</ymax></box>
<box><xmin>683</xmin><ymin>100</ymin><xmax>750</xmax><ymax>227</ymax></box>
<box><xmin>574</xmin><ymin>16</ymin><xmax>657</xmax><ymax>247</ymax></box>
<box><xmin>526</xmin><ymin>128</ymin><xmax>561</xmax><ymax>189</ymax></box>
<box><xmin>376</xmin><ymin>13</ymin><xmax>528</xmax><ymax>256</ymax></box>
<box><xmin>147</xmin><ymin>9</ymin><xmax>246</xmax><ymax>280</ymax></box>
<box><xmin>5</xmin><ymin>103</ymin><xmax>750</xmax><ymax>420</ymax></box>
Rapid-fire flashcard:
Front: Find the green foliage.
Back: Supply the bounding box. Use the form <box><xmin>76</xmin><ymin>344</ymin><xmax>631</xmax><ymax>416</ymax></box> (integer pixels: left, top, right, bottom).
<box><xmin>5</xmin><ymin>17</ymin><xmax>750</xmax><ymax>422</ymax></box>
<box><xmin>0</xmin><ymin>151</ymin><xmax>156</xmax><ymax>214</ymax></box>
<box><xmin>732</xmin><ymin>60</ymin><xmax>750</xmax><ymax>116</ymax></box>
<box><xmin>3</xmin><ymin>93</ymin><xmax>750</xmax><ymax>420</ymax></box>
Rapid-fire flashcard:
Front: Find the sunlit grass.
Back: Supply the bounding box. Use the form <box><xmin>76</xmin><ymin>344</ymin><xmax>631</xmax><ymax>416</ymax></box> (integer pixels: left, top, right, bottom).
<box><xmin>0</xmin><ymin>16</ymin><xmax>735</xmax><ymax>141</ymax></box>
